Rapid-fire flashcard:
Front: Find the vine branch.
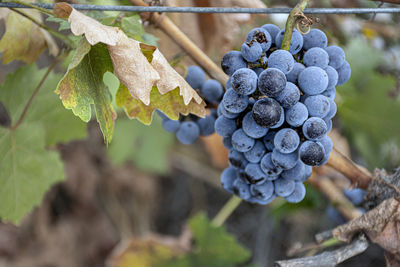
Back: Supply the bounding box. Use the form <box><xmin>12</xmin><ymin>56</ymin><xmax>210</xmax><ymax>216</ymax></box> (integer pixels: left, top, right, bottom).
<box><xmin>211</xmin><ymin>195</ymin><xmax>242</xmax><ymax>227</ymax></box>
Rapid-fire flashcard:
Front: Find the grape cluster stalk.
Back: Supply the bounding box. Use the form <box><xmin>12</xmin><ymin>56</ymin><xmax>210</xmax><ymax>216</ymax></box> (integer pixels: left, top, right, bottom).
<box><xmin>216</xmin><ymin>24</ymin><xmax>351</xmax><ymax>204</ymax></box>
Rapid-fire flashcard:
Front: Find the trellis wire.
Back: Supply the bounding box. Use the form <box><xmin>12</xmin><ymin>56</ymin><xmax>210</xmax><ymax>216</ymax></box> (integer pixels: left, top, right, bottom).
<box><xmin>1</xmin><ymin>3</ymin><xmax>400</xmax><ymax>14</ymax></box>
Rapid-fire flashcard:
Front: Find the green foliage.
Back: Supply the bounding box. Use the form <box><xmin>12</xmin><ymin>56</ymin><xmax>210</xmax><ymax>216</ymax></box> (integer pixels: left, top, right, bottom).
<box><xmin>338</xmin><ymin>38</ymin><xmax>400</xmax><ymax>168</ymax></box>
<box><xmin>0</xmin><ymin>64</ymin><xmax>87</xmax><ymax>223</ymax></box>
<box><xmin>108</xmin><ymin>116</ymin><xmax>174</xmax><ymax>174</ymax></box>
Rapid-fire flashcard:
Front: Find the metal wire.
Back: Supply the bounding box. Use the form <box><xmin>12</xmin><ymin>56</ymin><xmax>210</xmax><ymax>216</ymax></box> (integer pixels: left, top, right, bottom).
<box><xmin>0</xmin><ymin>3</ymin><xmax>400</xmax><ymax>14</ymax></box>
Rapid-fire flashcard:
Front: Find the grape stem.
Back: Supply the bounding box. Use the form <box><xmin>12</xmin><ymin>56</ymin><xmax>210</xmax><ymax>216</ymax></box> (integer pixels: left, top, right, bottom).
<box><xmin>128</xmin><ymin>0</ymin><xmax>229</xmax><ymax>85</ymax></box>
<box><xmin>281</xmin><ymin>0</ymin><xmax>310</xmax><ymax>51</ymax></box>
<box><xmin>211</xmin><ymin>195</ymin><xmax>242</xmax><ymax>227</ymax></box>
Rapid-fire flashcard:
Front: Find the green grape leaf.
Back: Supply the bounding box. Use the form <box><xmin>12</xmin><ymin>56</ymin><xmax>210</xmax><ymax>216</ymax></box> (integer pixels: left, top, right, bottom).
<box><xmin>0</xmin><ymin>124</ymin><xmax>64</xmax><ymax>224</ymax></box>
<box><xmin>0</xmin><ymin>7</ymin><xmax>58</xmax><ymax>64</ymax></box>
<box><xmin>107</xmin><ymin>116</ymin><xmax>174</xmax><ymax>174</ymax></box>
<box><xmin>120</xmin><ymin>15</ymin><xmax>145</xmax><ymax>41</ymax></box>
<box><xmin>46</xmin><ymin>16</ymin><xmax>71</xmax><ymax>31</ymax></box>
<box><xmin>56</xmin><ymin>38</ymin><xmax>116</xmax><ymax>144</ymax></box>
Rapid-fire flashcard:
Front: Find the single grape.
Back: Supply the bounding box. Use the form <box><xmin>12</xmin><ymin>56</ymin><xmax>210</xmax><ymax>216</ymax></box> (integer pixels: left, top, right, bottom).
<box><xmin>285</xmin><ymin>102</ymin><xmax>308</xmax><ymax>127</ymax></box>
<box><xmin>214</xmin><ymin>116</ymin><xmax>237</xmax><ymax>137</ymax></box>
<box><xmin>242</xmin><ymin>111</ymin><xmax>269</xmax><ymax>139</ymax></box>
<box><xmin>274</xmin><ymin>177</ymin><xmax>296</xmax><ymax>197</ymax></box>
<box><xmin>322</xmin><ymin>87</ymin><xmax>336</xmax><ymax>99</ymax></box>
<box><xmin>298</xmin><ymin>66</ymin><xmax>329</xmax><ymax>95</ymax></box>
<box><xmin>318</xmin><ymin>135</ymin><xmax>333</xmax><ymax>155</ymax></box>
<box><xmin>220</xmin><ymin>167</ymin><xmax>238</xmax><ymax>194</ymax></box>
<box><xmin>221</xmin><ymin>51</ymin><xmax>247</xmax><ymax>75</ymax></box>
<box><xmin>222</xmin><ymin>88</ymin><xmax>249</xmax><ymax>113</ymax></box>
<box><xmin>185</xmin><ymin>66</ymin><xmax>206</xmax><ymax>89</ymax></box>
<box><xmin>286</xmin><ymin>63</ymin><xmax>305</xmax><ymax>84</ymax></box>
<box><xmin>271</xmin><ymin>148</ymin><xmax>299</xmax><ymax>170</ymax></box>
<box><xmin>325</xmin><ymin>98</ymin><xmax>337</xmax><ymax>120</ymax></box>
<box><xmin>304</xmin><ymin>95</ymin><xmax>331</xmax><ymax>118</ymax></box>
<box><xmin>231</xmin><ymin>68</ymin><xmax>258</xmax><ymax>95</ymax></box>
<box><xmin>244</xmin><ymin>163</ymin><xmax>267</xmax><ymax>184</ymax></box>
<box><xmin>263</xmin><ymin>131</ymin><xmax>276</xmax><ymax>151</ymax></box>
<box><xmin>270</xmin><ymin>106</ymin><xmax>285</xmax><ymax>129</ymax></box>
<box><xmin>258</xmin><ymin>68</ymin><xmax>287</xmax><ymax>97</ymax></box>
<box><xmin>276</xmin><ymin>82</ymin><xmax>300</xmax><ymax>109</ymax></box>
<box><xmin>252</xmin><ymin>193</ymin><xmax>276</xmax><ymax>205</ymax></box>
<box><xmin>303</xmin><ymin>29</ymin><xmax>328</xmax><ymax>50</ymax></box>
<box><xmin>210</xmin><ymin>108</ymin><xmax>218</xmax><ymax>118</ymax></box>
<box><xmin>252</xmin><ymin>67</ymin><xmax>264</xmax><ymax>76</ymax></box>
<box><xmin>344</xmin><ymin>188</ymin><xmax>366</xmax><ymax>206</ymax></box>
<box><xmin>325</xmin><ymin>66</ymin><xmax>339</xmax><ymax>88</ymax></box>
<box><xmin>302</xmin><ymin>165</ymin><xmax>313</xmax><ymax>181</ymax></box>
<box><xmin>252</xmin><ymin>98</ymin><xmax>282</xmax><ymax>128</ymax></box>
<box><xmin>233</xmin><ymin>179</ymin><xmax>251</xmax><ymax>200</ymax></box>
<box><xmin>223</xmin><ymin>136</ymin><xmax>233</xmax><ymax>150</ymax></box>
<box><xmin>299</xmin><ymin>141</ymin><xmax>325</xmax><ymax>166</ymax></box>
<box><xmin>246</xmin><ymin>27</ymin><xmax>272</xmax><ymax>51</ymax></box>
<box><xmin>226</xmin><ymin>76</ymin><xmax>233</xmax><ymax>90</ymax></box>
<box><xmin>337</xmin><ymin>61</ymin><xmax>351</xmax><ymax>85</ymax></box>
<box><xmin>241</xmin><ymin>42</ymin><xmax>263</xmax><ymax>62</ymax></box>
<box><xmin>303</xmin><ymin>117</ymin><xmax>328</xmax><ymax>140</ymax></box>
<box><xmin>324</xmin><ymin>118</ymin><xmax>332</xmax><ymax>133</ymax></box>
<box><xmin>229</xmin><ymin>149</ymin><xmax>249</xmax><ymax>169</ymax></box>
<box><xmin>218</xmin><ymin>104</ymin><xmax>240</xmax><ymax>119</ymax></box>
<box><xmin>250</xmin><ymin>180</ymin><xmax>274</xmax><ymax>200</ymax></box>
<box><xmin>274</xmin><ymin>128</ymin><xmax>300</xmax><ymax>154</ymax></box>
<box><xmin>176</xmin><ymin>121</ymin><xmax>200</xmax><ymax>145</ymax></box>
<box><xmin>285</xmin><ymin>182</ymin><xmax>306</xmax><ymax>203</ymax></box>
<box><xmin>268</xmin><ymin>49</ymin><xmax>295</xmax><ymax>74</ymax></box>
<box><xmin>197</xmin><ymin>115</ymin><xmax>216</xmax><ymax>136</ymax></box>
<box><xmin>244</xmin><ymin>141</ymin><xmax>267</xmax><ymax>163</ymax></box>
<box><xmin>325</xmin><ymin>45</ymin><xmax>345</xmax><ymax>69</ymax></box>
<box><xmin>162</xmin><ymin>119</ymin><xmax>181</xmax><ymax>133</ymax></box>
<box><xmin>201</xmin><ymin>79</ymin><xmax>223</xmax><ymax>103</ymax></box>
<box><xmin>261</xmin><ymin>24</ymin><xmax>280</xmax><ymax>45</ymax></box>
<box><xmin>326</xmin><ymin>205</ymin><xmax>346</xmax><ymax>225</ymax></box>
<box><xmin>275</xmin><ymin>29</ymin><xmax>304</xmax><ymax>55</ymax></box>
<box><xmin>281</xmin><ymin>161</ymin><xmax>306</xmax><ymax>181</ymax></box>
<box><xmin>260</xmin><ymin>152</ymin><xmax>282</xmax><ymax>178</ymax></box>
<box><xmin>231</xmin><ymin>129</ymin><xmax>255</xmax><ymax>152</ymax></box>
<box><xmin>303</xmin><ymin>47</ymin><xmax>329</xmax><ymax>69</ymax></box>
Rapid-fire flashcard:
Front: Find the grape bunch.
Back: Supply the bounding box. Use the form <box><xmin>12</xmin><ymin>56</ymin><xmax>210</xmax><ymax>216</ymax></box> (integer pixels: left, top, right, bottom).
<box><xmin>218</xmin><ymin>24</ymin><xmax>351</xmax><ymax>204</ymax></box>
<box><xmin>159</xmin><ymin>66</ymin><xmax>223</xmax><ymax>145</ymax></box>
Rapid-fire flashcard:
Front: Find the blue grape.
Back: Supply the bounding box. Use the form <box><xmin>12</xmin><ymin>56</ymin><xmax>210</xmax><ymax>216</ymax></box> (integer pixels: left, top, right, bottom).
<box><xmin>304</xmin><ymin>95</ymin><xmax>331</xmax><ymax>118</ymax></box>
<box><xmin>223</xmin><ymin>136</ymin><xmax>233</xmax><ymax>149</ymax></box>
<box><xmin>302</xmin><ymin>165</ymin><xmax>313</xmax><ymax>181</ymax></box>
<box><xmin>275</xmin><ymin>29</ymin><xmax>304</xmax><ymax>55</ymax></box>
<box><xmin>285</xmin><ymin>102</ymin><xmax>308</xmax><ymax>127</ymax></box>
<box><xmin>276</xmin><ymin>82</ymin><xmax>300</xmax><ymax>108</ymax></box>
<box><xmin>252</xmin><ymin>98</ymin><xmax>282</xmax><ymax>127</ymax></box>
<box><xmin>250</xmin><ymin>180</ymin><xmax>274</xmax><ymax>200</ymax></box>
<box><xmin>303</xmin><ymin>47</ymin><xmax>329</xmax><ymax>69</ymax></box>
<box><xmin>268</xmin><ymin>49</ymin><xmax>295</xmax><ymax>74</ymax></box>
<box><xmin>162</xmin><ymin>119</ymin><xmax>181</xmax><ymax>133</ymax></box>
<box><xmin>318</xmin><ymin>135</ymin><xmax>333</xmax><ymax>155</ymax></box>
<box><xmin>261</xmin><ymin>24</ymin><xmax>280</xmax><ymax>45</ymax></box>
<box><xmin>285</xmin><ymin>182</ymin><xmax>306</xmax><ymax>203</ymax></box>
<box><xmin>231</xmin><ymin>129</ymin><xmax>255</xmax><ymax>152</ymax></box>
<box><xmin>286</xmin><ymin>62</ymin><xmax>305</xmax><ymax>84</ymax></box>
<box><xmin>185</xmin><ymin>66</ymin><xmax>205</xmax><ymax>89</ymax></box>
<box><xmin>214</xmin><ymin>116</ymin><xmax>237</xmax><ymax>137</ymax></box>
<box><xmin>281</xmin><ymin>161</ymin><xmax>306</xmax><ymax>181</ymax></box>
<box><xmin>225</xmin><ymin>76</ymin><xmax>233</xmax><ymax>90</ymax></box>
<box><xmin>260</xmin><ymin>152</ymin><xmax>282</xmax><ymax>178</ymax></box>
<box><xmin>241</xmin><ymin>42</ymin><xmax>263</xmax><ymax>62</ymax></box>
<box><xmin>344</xmin><ymin>188</ymin><xmax>366</xmax><ymax>206</ymax></box>
<box><xmin>210</xmin><ymin>108</ymin><xmax>218</xmax><ymax>118</ymax></box>
<box><xmin>176</xmin><ymin>121</ymin><xmax>200</xmax><ymax>144</ymax></box>
<box><xmin>325</xmin><ymin>45</ymin><xmax>345</xmax><ymax>69</ymax></box>
<box><xmin>252</xmin><ymin>193</ymin><xmax>276</xmax><ymax>205</ymax></box>
<box><xmin>252</xmin><ymin>67</ymin><xmax>264</xmax><ymax>76</ymax></box>
<box><xmin>303</xmin><ymin>29</ymin><xmax>328</xmax><ymax>50</ymax></box>
<box><xmin>221</xmin><ymin>51</ymin><xmax>247</xmax><ymax>75</ymax></box>
<box><xmin>274</xmin><ymin>177</ymin><xmax>296</xmax><ymax>197</ymax></box>
<box><xmin>303</xmin><ymin>117</ymin><xmax>328</xmax><ymax>140</ymax></box>
<box><xmin>337</xmin><ymin>61</ymin><xmax>351</xmax><ymax>85</ymax></box>
<box><xmin>327</xmin><ymin>206</ymin><xmax>346</xmax><ymax>225</ymax></box>
<box><xmin>233</xmin><ymin>179</ymin><xmax>251</xmax><ymax>200</ymax></box>
<box><xmin>197</xmin><ymin>115</ymin><xmax>216</xmax><ymax>136</ymax></box>
<box><xmin>274</xmin><ymin>128</ymin><xmax>300</xmax><ymax>154</ymax></box>
<box><xmin>298</xmin><ymin>66</ymin><xmax>329</xmax><ymax>95</ymax></box>
<box><xmin>270</xmin><ymin>106</ymin><xmax>284</xmax><ymax>129</ymax></box>
<box><xmin>325</xmin><ymin>98</ymin><xmax>337</xmax><ymax>119</ymax></box>
<box><xmin>244</xmin><ymin>163</ymin><xmax>267</xmax><ymax>184</ymax></box>
<box><xmin>157</xmin><ymin>110</ymin><xmax>169</xmax><ymax>121</ymax></box>
<box><xmin>271</xmin><ymin>149</ymin><xmax>299</xmax><ymax>170</ymax></box>
<box><xmin>242</xmin><ymin>111</ymin><xmax>268</xmax><ymax>139</ymax></box>
<box><xmin>231</xmin><ymin>68</ymin><xmax>258</xmax><ymax>95</ymax></box>
<box><xmin>322</xmin><ymin>87</ymin><xmax>336</xmax><ymax>99</ymax></box>
<box><xmin>222</xmin><ymin>88</ymin><xmax>249</xmax><ymax>113</ymax></box>
<box><xmin>246</xmin><ymin>27</ymin><xmax>272</xmax><ymax>51</ymax></box>
<box><xmin>201</xmin><ymin>79</ymin><xmax>223</xmax><ymax>103</ymax></box>
<box><xmin>244</xmin><ymin>141</ymin><xmax>267</xmax><ymax>163</ymax></box>
<box><xmin>299</xmin><ymin>141</ymin><xmax>325</xmax><ymax>166</ymax></box>
<box><xmin>324</xmin><ymin>118</ymin><xmax>332</xmax><ymax>133</ymax></box>
<box><xmin>221</xmin><ymin>167</ymin><xmax>238</xmax><ymax>193</ymax></box>
<box><xmin>229</xmin><ymin>149</ymin><xmax>248</xmax><ymax>169</ymax></box>
<box><xmin>325</xmin><ymin>66</ymin><xmax>339</xmax><ymax>88</ymax></box>
<box><xmin>258</xmin><ymin>68</ymin><xmax>287</xmax><ymax>97</ymax></box>
<box><xmin>218</xmin><ymin>104</ymin><xmax>240</xmax><ymax>119</ymax></box>
<box><xmin>263</xmin><ymin>131</ymin><xmax>276</xmax><ymax>151</ymax></box>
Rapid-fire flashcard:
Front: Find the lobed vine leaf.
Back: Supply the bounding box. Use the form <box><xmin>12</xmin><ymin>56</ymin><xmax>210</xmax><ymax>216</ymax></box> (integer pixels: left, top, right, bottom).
<box><xmin>0</xmin><ymin>6</ymin><xmax>58</xmax><ymax>64</ymax></box>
